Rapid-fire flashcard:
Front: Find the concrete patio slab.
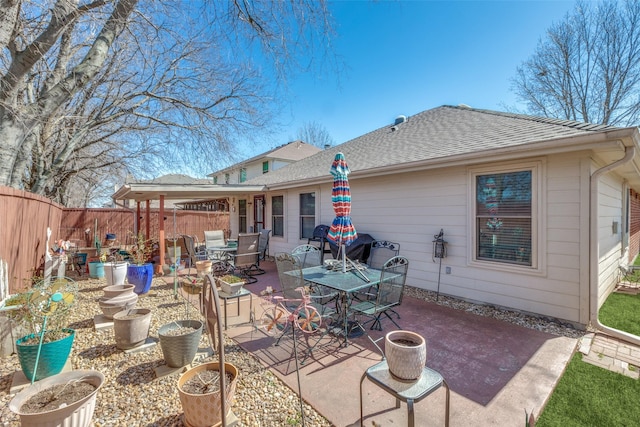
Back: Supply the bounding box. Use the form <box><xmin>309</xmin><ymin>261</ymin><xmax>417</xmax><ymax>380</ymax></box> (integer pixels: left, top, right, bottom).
<box><xmin>221</xmin><ymin>261</ymin><xmax>579</xmax><ymax>426</ymax></box>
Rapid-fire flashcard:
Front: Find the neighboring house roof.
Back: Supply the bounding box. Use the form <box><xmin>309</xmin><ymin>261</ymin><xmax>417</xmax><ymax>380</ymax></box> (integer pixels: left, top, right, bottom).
<box><xmin>208</xmin><ymin>140</ymin><xmax>322</xmax><ymax>176</ymax></box>
<box><xmin>133</xmin><ymin>174</ymin><xmax>211</xmax><ymax>185</ymax></box>
<box><xmin>245</xmin><ymin>105</ymin><xmax>627</xmax><ymax>188</ymax></box>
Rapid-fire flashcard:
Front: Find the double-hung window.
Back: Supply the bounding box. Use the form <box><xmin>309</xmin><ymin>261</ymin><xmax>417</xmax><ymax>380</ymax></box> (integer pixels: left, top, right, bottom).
<box><xmin>474</xmin><ymin>165</ymin><xmax>537</xmax><ymax>267</ymax></box>
<box><xmin>238</xmin><ymin>199</ymin><xmax>247</xmax><ymax>233</ymax></box>
<box><xmin>300</xmin><ymin>192</ymin><xmax>315</xmax><ymax>239</ymax></box>
<box><xmin>262</xmin><ymin>161</ymin><xmax>269</xmax><ymax>174</ymax></box>
<box><xmin>239</xmin><ymin>168</ymin><xmax>247</xmax><ymax>183</ymax></box>
<box><xmin>272</xmin><ymin>195</ymin><xmax>284</xmax><ymax>237</ymax></box>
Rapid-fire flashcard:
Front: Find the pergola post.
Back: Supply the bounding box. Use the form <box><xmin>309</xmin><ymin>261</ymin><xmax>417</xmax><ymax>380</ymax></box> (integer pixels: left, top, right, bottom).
<box><xmin>158</xmin><ymin>195</ymin><xmax>165</xmax><ymax>274</ymax></box>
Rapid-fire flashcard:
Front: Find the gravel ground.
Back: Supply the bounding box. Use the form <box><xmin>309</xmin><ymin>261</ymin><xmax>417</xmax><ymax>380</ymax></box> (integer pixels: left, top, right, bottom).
<box><xmin>1</xmin><ymin>276</ymin><xmax>331</xmax><ymax>427</ymax></box>
<box><xmin>1</xmin><ymin>276</ymin><xmax>583</xmax><ymax>427</ymax></box>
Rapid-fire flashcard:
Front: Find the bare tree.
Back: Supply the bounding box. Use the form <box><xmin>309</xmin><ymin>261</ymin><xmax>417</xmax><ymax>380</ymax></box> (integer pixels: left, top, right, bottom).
<box><xmin>296</xmin><ymin>120</ymin><xmax>335</xmax><ymax>148</ymax></box>
<box><xmin>0</xmin><ymin>1</ymin><xmax>335</xmax><ymax>205</ymax></box>
<box><xmin>511</xmin><ymin>0</ymin><xmax>640</xmax><ymax>126</ymax></box>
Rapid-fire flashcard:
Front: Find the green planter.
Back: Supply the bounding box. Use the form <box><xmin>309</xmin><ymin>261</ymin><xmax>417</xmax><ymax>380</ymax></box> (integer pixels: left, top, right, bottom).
<box><xmin>16</xmin><ymin>328</ymin><xmax>75</xmax><ymax>381</ymax></box>
<box><xmin>88</xmin><ymin>261</ymin><xmax>105</xmax><ymax>278</ymax></box>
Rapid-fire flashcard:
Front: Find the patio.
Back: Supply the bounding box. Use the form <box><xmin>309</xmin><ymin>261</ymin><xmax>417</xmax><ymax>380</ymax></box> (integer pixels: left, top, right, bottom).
<box><xmin>190</xmin><ymin>259</ymin><xmax>579</xmax><ymax>426</ymax></box>
<box><xmin>0</xmin><ymin>258</ymin><xmax>579</xmax><ymax>426</ymax></box>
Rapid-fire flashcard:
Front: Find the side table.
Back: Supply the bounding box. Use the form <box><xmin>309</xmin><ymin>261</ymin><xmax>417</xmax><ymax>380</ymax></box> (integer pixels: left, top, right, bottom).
<box><xmin>360</xmin><ymin>359</ymin><xmax>450</xmax><ymax>427</ymax></box>
<box><xmin>217</xmin><ymin>287</ymin><xmax>253</xmax><ymax>330</ymax></box>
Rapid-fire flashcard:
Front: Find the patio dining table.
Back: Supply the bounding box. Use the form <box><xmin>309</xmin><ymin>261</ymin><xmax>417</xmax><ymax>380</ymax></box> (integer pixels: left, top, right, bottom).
<box><xmin>300</xmin><ymin>264</ymin><xmax>389</xmax><ymax>346</ymax></box>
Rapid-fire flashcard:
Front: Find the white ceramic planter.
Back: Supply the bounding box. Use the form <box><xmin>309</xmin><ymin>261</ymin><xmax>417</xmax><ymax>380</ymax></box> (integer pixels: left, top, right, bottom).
<box><xmin>216</xmin><ymin>276</ymin><xmax>244</xmax><ymax>295</ymax></box>
<box><xmin>103</xmin><ymin>262</ymin><xmax>128</xmax><ymax>287</ymax></box>
<box><xmin>9</xmin><ymin>370</ymin><xmax>104</xmax><ymax>427</ymax></box>
<box><xmin>385</xmin><ymin>330</ymin><xmax>427</xmax><ymax>380</ymax></box>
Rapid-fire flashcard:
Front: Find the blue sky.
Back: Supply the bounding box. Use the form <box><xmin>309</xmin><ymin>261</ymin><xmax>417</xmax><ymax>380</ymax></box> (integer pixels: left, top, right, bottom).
<box><xmin>252</xmin><ymin>0</ymin><xmax>578</xmax><ymax>154</ymax></box>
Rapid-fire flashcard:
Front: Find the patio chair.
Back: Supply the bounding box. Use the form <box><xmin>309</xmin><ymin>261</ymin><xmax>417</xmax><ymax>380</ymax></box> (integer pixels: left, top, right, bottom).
<box><xmin>204</xmin><ymin>230</ymin><xmax>226</xmax><ymax>261</ymax></box>
<box><xmin>307</xmin><ymin>224</ymin><xmax>332</xmax><ymax>263</ymax></box>
<box><xmin>368</xmin><ymin>240</ymin><xmax>401</xmax><ymax>269</ymax></box>
<box><xmin>620</xmin><ymin>264</ymin><xmax>640</xmax><ymax>286</ymax></box>
<box><xmin>355</xmin><ymin>240</ymin><xmax>401</xmax><ymax>301</ymax></box>
<box><xmin>228</xmin><ymin>232</ymin><xmax>260</xmax><ymax>284</ymax></box>
<box><xmin>258</xmin><ymin>229</ymin><xmax>271</xmax><ymax>261</ymax></box>
<box><xmin>274</xmin><ymin>252</ymin><xmax>335</xmax><ymax>362</ymax></box>
<box><xmin>243</xmin><ymin>229</ymin><xmax>271</xmax><ymax>276</ymax></box>
<box><xmin>292</xmin><ymin>244</ymin><xmax>338</xmax><ymax>305</ymax></box>
<box><xmin>350</xmin><ymin>256</ymin><xmax>409</xmax><ymax>331</ymax></box>
<box><xmin>181</xmin><ymin>234</ymin><xmax>207</xmax><ymax>268</ymax></box>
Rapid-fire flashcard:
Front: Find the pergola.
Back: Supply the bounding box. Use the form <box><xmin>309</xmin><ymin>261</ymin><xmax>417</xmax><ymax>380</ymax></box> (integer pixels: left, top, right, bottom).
<box><xmin>111</xmin><ymin>183</ymin><xmax>265</xmax><ymax>273</ymax></box>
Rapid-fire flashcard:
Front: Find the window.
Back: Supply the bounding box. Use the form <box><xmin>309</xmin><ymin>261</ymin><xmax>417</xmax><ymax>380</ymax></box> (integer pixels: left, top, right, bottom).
<box><xmin>272</xmin><ymin>196</ymin><xmax>284</xmax><ymax>237</ymax></box>
<box><xmin>238</xmin><ymin>199</ymin><xmax>247</xmax><ymax>233</ymax></box>
<box><xmin>262</xmin><ymin>161</ymin><xmax>269</xmax><ymax>174</ymax></box>
<box><xmin>213</xmin><ymin>176</ymin><xmax>218</xmax><ymax>184</ymax></box>
<box><xmin>239</xmin><ymin>168</ymin><xmax>247</xmax><ymax>183</ymax></box>
<box><xmin>300</xmin><ymin>192</ymin><xmax>315</xmax><ymax>239</ymax></box>
<box><xmin>475</xmin><ymin>169</ymin><xmax>533</xmax><ymax>266</ymax></box>
<box><xmin>224</xmin><ymin>173</ymin><xmax>230</xmax><ymax>184</ymax></box>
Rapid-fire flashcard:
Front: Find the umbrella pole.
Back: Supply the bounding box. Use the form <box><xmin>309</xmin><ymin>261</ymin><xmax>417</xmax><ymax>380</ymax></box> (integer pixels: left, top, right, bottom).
<box><xmin>341</xmin><ymin>244</ymin><xmax>346</xmax><ymax>273</ymax></box>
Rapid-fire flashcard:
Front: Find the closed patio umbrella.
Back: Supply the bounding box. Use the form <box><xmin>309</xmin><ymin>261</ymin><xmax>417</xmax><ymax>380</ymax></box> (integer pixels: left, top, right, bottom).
<box><xmin>327</xmin><ymin>152</ymin><xmax>358</xmax><ymax>273</ymax></box>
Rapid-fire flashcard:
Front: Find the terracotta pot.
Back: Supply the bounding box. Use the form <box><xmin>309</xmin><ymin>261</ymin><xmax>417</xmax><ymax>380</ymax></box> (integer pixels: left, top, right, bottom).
<box><xmin>195</xmin><ymin>261</ymin><xmax>212</xmax><ymax>278</ymax></box>
<box><xmin>384</xmin><ymin>330</ymin><xmax>426</xmax><ymax>380</ymax></box>
<box><xmin>178</xmin><ymin>362</ymin><xmax>238</xmax><ymax>427</ymax></box>
<box><xmin>9</xmin><ymin>370</ymin><xmax>104</xmax><ymax>427</ymax></box>
<box><xmin>113</xmin><ymin>308</ymin><xmax>152</xmax><ymax>350</ymax></box>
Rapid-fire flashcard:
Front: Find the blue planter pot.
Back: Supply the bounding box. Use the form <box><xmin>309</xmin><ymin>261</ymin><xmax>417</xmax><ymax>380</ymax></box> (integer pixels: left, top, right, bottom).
<box><xmin>127</xmin><ymin>264</ymin><xmax>154</xmax><ymax>294</ymax></box>
<box><xmin>16</xmin><ymin>328</ymin><xmax>75</xmax><ymax>381</ymax></box>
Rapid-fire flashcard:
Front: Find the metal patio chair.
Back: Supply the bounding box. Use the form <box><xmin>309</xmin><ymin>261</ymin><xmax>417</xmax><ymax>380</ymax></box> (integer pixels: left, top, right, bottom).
<box><xmin>350</xmin><ymin>256</ymin><xmax>409</xmax><ymax>331</ymax></box>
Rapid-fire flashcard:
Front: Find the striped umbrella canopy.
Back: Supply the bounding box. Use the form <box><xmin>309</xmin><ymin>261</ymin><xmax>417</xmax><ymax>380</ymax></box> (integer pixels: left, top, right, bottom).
<box><xmin>327</xmin><ymin>152</ymin><xmax>357</xmax><ymax>248</ymax></box>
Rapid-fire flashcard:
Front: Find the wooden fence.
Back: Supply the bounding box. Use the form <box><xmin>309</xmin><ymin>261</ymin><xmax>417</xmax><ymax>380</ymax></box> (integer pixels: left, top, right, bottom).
<box><xmin>0</xmin><ymin>186</ymin><xmax>229</xmax><ymax>295</ymax></box>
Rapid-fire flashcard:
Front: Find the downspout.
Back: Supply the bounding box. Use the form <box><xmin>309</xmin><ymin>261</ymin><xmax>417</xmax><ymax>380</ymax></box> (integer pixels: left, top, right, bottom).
<box><xmin>590</xmin><ymin>144</ymin><xmax>640</xmax><ymax>345</ymax></box>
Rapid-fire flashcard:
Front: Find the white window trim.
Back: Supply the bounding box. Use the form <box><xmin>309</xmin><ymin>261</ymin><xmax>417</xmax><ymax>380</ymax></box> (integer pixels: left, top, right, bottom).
<box><xmin>467</xmin><ymin>160</ymin><xmax>546</xmax><ymax>275</ymax></box>
<box><xmin>272</xmin><ymin>194</ymin><xmax>285</xmax><ymax>238</ymax></box>
<box><xmin>299</xmin><ymin>191</ymin><xmax>316</xmax><ymax>241</ymax></box>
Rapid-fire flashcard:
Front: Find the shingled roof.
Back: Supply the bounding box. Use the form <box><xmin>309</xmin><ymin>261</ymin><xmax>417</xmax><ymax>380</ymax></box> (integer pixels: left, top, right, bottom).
<box><xmin>246</xmin><ymin>105</ymin><xmax>620</xmax><ymax>187</ymax></box>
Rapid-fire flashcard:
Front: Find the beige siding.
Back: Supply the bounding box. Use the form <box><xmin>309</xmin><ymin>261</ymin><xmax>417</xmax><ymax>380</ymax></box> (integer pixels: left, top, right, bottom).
<box><xmin>259</xmin><ymin>151</ymin><xmax>633</xmax><ymax>326</ymax></box>
<box><xmin>596</xmin><ymin>171</ymin><xmax>625</xmax><ymax>309</ymax></box>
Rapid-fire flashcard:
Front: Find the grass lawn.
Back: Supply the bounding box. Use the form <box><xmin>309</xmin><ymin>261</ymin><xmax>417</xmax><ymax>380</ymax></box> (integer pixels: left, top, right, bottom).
<box><xmin>537</xmin><ymin>273</ymin><xmax>640</xmax><ymax>426</ymax></box>
<box><xmin>536</xmin><ymin>352</ymin><xmax>640</xmax><ymax>427</ymax></box>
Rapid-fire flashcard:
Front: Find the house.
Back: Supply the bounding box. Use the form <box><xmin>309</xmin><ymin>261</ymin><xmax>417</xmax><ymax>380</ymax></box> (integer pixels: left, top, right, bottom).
<box><xmin>207</xmin><ymin>140</ymin><xmax>321</xmax><ymax>185</ymax></box>
<box><xmin>112</xmin><ymin>105</ymin><xmax>640</xmax><ymax>335</ymax></box>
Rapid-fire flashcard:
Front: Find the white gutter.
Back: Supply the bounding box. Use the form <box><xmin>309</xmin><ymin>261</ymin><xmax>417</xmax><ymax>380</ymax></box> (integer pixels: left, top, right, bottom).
<box><xmin>590</xmin><ymin>143</ymin><xmax>640</xmax><ymax>345</ymax></box>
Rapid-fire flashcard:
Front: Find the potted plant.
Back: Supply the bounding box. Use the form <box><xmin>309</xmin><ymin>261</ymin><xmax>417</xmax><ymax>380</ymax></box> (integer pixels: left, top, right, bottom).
<box><xmin>126</xmin><ymin>232</ymin><xmax>154</xmax><ymax>295</ymax></box>
<box><xmin>215</xmin><ymin>274</ymin><xmax>245</xmax><ymax>295</ymax></box>
<box><xmin>9</xmin><ymin>369</ymin><xmax>104</xmax><ymax>427</ymax></box>
<box><xmin>9</xmin><ymin>277</ymin><xmax>78</xmax><ymax>382</ymax></box>
<box><xmin>384</xmin><ymin>330</ymin><xmax>427</xmax><ymax>380</ymax></box>
<box><xmin>178</xmin><ymin>361</ymin><xmax>238</xmax><ymax>426</ymax></box>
